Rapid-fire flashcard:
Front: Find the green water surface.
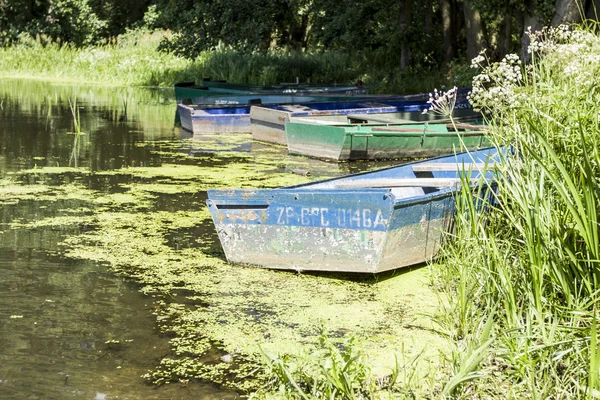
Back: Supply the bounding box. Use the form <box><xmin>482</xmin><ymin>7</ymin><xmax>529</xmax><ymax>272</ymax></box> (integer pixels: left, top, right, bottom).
<box><xmin>0</xmin><ymin>79</ymin><xmax>447</xmax><ymax>398</ymax></box>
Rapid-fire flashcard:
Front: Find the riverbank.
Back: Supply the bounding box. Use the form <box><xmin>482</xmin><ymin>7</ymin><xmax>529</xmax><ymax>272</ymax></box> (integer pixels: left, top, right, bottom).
<box><xmin>0</xmin><ymin>29</ymin><xmax>472</xmax><ymax>94</ymax></box>
<box><xmin>431</xmin><ymin>23</ymin><xmax>600</xmax><ymax>398</ymax></box>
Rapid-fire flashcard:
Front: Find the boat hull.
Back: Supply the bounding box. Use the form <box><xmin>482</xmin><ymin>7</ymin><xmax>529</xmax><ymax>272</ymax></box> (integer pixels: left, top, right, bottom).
<box><xmin>178</xmin><ymin>104</ymin><xmax>252</xmax><ymax>134</ymax></box>
<box><xmin>250</xmin><ymin>100</ymin><xmax>479</xmax><ymax>145</ymax></box>
<box><xmin>207</xmin><ymin>147</ymin><xmax>498</xmax><ymax>273</ymax></box>
<box><xmin>210</xmin><ymin>198</ymin><xmax>452</xmax><ymax>273</ymax></box>
<box><xmin>285</xmin><ymin>122</ymin><xmax>489</xmax><ymax>160</ymax></box>
<box><xmin>175</xmin><ymin>81</ymin><xmax>369</xmax><ymax>105</ymax></box>
<box><xmin>202</xmin><ymin>79</ymin><xmax>368</xmax><ymax>96</ymax></box>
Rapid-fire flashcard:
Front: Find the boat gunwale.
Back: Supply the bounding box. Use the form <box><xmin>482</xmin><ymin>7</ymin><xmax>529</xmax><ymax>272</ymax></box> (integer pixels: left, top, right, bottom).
<box><xmin>279</xmin><ymin>146</ymin><xmax>498</xmax><ymax>189</ymax></box>
<box><xmin>207</xmin><ymin>147</ymin><xmax>499</xmax><ymax>211</ymax></box>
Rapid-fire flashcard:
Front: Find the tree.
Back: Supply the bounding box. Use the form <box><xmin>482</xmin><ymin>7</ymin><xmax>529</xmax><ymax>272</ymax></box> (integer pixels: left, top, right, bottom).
<box><xmin>0</xmin><ymin>0</ymin><xmax>151</xmax><ymax>46</ymax></box>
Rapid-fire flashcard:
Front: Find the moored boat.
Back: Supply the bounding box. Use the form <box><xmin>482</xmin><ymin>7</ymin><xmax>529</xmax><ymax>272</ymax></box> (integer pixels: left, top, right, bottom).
<box><xmin>200</xmin><ymin>79</ymin><xmax>369</xmax><ymax>96</ymax></box>
<box><xmin>206</xmin><ymin>147</ymin><xmax>499</xmax><ymax>273</ymax></box>
<box><xmin>178</xmin><ymin>103</ymin><xmax>253</xmax><ymax>134</ymax></box>
<box><xmin>285</xmin><ymin>121</ymin><xmax>489</xmax><ymax>160</ymax></box>
<box><xmin>175</xmin><ymin>81</ymin><xmax>369</xmax><ymax>105</ymax></box>
<box><xmin>250</xmin><ymin>98</ymin><xmax>478</xmax><ymax>145</ymax></box>
<box><xmin>177</xmin><ymin>94</ymin><xmax>470</xmax><ymax>135</ymax></box>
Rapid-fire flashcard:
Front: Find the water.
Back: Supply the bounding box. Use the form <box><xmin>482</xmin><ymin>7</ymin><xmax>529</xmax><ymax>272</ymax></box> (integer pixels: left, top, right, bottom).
<box><xmin>0</xmin><ymin>79</ymin><xmax>403</xmax><ymax>399</ymax></box>
<box><xmin>0</xmin><ymin>80</ymin><xmax>241</xmax><ymax>399</ymax></box>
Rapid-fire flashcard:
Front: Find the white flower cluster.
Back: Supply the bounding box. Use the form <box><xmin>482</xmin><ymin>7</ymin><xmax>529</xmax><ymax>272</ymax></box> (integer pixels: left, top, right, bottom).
<box><xmin>531</xmin><ymin>26</ymin><xmax>600</xmax><ymax>89</ymax></box>
<box><xmin>422</xmin><ymin>86</ymin><xmax>458</xmax><ymax>117</ymax></box>
<box><xmin>527</xmin><ymin>24</ymin><xmax>596</xmax><ymax>55</ymax></box>
<box><xmin>468</xmin><ymin>52</ymin><xmax>524</xmax><ymax>114</ymax></box>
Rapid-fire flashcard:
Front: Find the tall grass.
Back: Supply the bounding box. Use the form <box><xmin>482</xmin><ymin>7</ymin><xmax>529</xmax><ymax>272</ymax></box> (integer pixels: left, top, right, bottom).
<box><xmin>432</xmin><ymin>22</ymin><xmax>600</xmax><ymax>398</ymax></box>
<box><xmin>0</xmin><ymin>29</ymin><xmax>467</xmax><ymax>94</ymax></box>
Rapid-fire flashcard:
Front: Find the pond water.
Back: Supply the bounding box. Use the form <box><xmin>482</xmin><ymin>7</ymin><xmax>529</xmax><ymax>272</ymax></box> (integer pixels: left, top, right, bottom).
<box><xmin>0</xmin><ymin>79</ymin><xmax>245</xmax><ymax>399</ymax></box>
<box><xmin>1</xmin><ymin>79</ymin><xmax>419</xmax><ymax>399</ymax></box>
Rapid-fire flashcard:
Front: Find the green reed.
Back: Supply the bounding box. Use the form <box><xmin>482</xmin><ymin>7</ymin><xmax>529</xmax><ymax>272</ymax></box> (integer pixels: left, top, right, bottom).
<box><xmin>68</xmin><ymin>97</ymin><xmax>86</xmax><ymax>167</ymax></box>
<box><xmin>432</xmin><ymin>23</ymin><xmax>600</xmax><ymax>398</ymax></box>
<box><xmin>257</xmin><ymin>330</ymin><xmax>381</xmax><ymax>399</ymax></box>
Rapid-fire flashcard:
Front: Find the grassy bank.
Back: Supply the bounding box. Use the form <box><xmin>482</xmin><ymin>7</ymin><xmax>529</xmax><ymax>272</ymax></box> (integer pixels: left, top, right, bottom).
<box><xmin>432</xmin><ymin>23</ymin><xmax>600</xmax><ymax>397</ymax></box>
<box><xmin>0</xmin><ymin>29</ymin><xmax>473</xmax><ymax>94</ymax></box>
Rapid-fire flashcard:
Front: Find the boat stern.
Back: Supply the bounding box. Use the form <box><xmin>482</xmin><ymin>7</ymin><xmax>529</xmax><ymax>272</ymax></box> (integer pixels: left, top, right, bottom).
<box><xmin>206</xmin><ymin>188</ymin><xmax>397</xmax><ymax>273</ymax></box>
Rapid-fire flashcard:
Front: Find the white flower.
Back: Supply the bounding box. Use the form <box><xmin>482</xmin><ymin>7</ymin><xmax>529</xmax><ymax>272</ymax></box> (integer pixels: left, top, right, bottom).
<box><xmin>423</xmin><ymin>86</ymin><xmax>458</xmax><ymax>116</ymax></box>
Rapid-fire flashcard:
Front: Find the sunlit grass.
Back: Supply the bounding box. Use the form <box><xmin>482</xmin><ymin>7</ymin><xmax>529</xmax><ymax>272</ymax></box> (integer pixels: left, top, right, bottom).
<box><xmin>0</xmin><ymin>29</ymin><xmax>470</xmax><ymax>94</ymax></box>
<box><xmin>432</xmin><ymin>22</ymin><xmax>600</xmax><ymax>398</ymax></box>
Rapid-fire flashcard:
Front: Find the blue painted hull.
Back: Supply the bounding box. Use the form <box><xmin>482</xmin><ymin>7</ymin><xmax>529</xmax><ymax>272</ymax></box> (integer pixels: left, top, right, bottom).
<box><xmin>178</xmin><ymin>94</ymin><xmax>478</xmax><ymax>135</ymax></box>
<box><xmin>207</xmin><ymin>147</ymin><xmax>499</xmax><ymax>273</ymax></box>
<box><xmin>178</xmin><ymin>104</ymin><xmax>253</xmax><ymax>134</ymax></box>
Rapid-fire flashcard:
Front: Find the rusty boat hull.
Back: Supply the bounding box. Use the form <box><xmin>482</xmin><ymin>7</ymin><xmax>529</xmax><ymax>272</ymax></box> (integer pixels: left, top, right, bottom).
<box><xmin>207</xmin><ymin>147</ymin><xmax>499</xmax><ymax>273</ymax></box>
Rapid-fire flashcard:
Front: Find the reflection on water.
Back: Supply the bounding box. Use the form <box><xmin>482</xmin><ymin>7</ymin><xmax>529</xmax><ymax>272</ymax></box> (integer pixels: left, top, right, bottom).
<box><xmin>0</xmin><ymin>79</ymin><xmax>404</xmax><ymax>398</ymax></box>
<box><xmin>0</xmin><ymin>79</ymin><xmax>239</xmax><ymax>399</ymax></box>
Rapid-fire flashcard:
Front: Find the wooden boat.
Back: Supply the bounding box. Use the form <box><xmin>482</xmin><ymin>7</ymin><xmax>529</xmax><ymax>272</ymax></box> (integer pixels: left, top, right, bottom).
<box><xmin>175</xmin><ymin>81</ymin><xmax>368</xmax><ymax>105</ymax></box>
<box><xmin>200</xmin><ymin>79</ymin><xmax>369</xmax><ymax>95</ymax></box>
<box><xmin>178</xmin><ymin>104</ymin><xmax>254</xmax><ymax>134</ymax></box>
<box><xmin>177</xmin><ymin>94</ymin><xmax>455</xmax><ymax>135</ymax></box>
<box><xmin>206</xmin><ymin>147</ymin><xmax>499</xmax><ymax>273</ymax></box>
<box><xmin>285</xmin><ymin>121</ymin><xmax>489</xmax><ymax>160</ymax></box>
<box><xmin>250</xmin><ymin>98</ymin><xmax>478</xmax><ymax>145</ymax></box>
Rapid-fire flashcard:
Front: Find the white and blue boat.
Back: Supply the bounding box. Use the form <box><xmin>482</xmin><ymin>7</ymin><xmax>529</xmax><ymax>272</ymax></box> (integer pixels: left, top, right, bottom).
<box><xmin>178</xmin><ymin>93</ymin><xmax>477</xmax><ymax>136</ymax></box>
<box><xmin>206</xmin><ymin>147</ymin><xmax>498</xmax><ymax>273</ymax></box>
<box><xmin>250</xmin><ymin>97</ymin><xmax>477</xmax><ymax>145</ymax></box>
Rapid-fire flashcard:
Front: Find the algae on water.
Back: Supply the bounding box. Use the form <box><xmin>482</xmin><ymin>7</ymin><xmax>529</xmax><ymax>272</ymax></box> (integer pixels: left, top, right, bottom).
<box><xmin>1</xmin><ymin>136</ymin><xmax>447</xmax><ymax>395</ymax></box>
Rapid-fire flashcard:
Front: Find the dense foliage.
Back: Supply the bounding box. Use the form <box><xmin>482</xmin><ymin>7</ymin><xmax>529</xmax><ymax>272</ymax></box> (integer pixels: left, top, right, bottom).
<box><xmin>432</xmin><ymin>22</ymin><xmax>600</xmax><ymax>397</ymax></box>
<box><xmin>2</xmin><ymin>0</ymin><xmax>599</xmax><ymax>73</ymax></box>
<box><xmin>0</xmin><ymin>0</ymin><xmax>151</xmax><ymax>46</ymax></box>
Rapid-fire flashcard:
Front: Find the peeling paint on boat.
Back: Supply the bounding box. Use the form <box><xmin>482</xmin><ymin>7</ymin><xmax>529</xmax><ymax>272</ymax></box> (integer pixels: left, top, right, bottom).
<box><xmin>207</xmin><ymin>147</ymin><xmax>498</xmax><ymax>273</ymax></box>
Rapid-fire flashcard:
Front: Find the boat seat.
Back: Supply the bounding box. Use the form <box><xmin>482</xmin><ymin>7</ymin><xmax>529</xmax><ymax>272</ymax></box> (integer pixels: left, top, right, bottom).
<box><xmin>390</xmin><ymin>187</ymin><xmax>426</xmax><ymax>198</ymax></box>
<box><xmin>334</xmin><ymin>177</ymin><xmax>472</xmax><ymax>188</ymax></box>
<box><xmin>412</xmin><ymin>162</ymin><xmax>495</xmax><ymax>172</ymax></box>
<box><xmin>282</xmin><ymin>105</ymin><xmax>313</xmax><ymax>112</ymax></box>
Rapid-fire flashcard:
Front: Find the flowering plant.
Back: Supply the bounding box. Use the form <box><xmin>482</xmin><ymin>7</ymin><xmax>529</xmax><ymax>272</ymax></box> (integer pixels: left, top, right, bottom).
<box><xmin>422</xmin><ymin>86</ymin><xmax>458</xmax><ymax>117</ymax></box>
<box><xmin>468</xmin><ymin>51</ymin><xmax>524</xmax><ymax>115</ymax></box>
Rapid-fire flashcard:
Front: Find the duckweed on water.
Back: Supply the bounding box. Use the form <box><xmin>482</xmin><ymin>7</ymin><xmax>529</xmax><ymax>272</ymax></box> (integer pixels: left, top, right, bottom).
<box><xmin>0</xmin><ymin>138</ymin><xmax>448</xmax><ymax>396</ymax></box>
<box><xmin>62</xmin><ymin>208</ymin><xmax>447</xmax><ymax>392</ymax></box>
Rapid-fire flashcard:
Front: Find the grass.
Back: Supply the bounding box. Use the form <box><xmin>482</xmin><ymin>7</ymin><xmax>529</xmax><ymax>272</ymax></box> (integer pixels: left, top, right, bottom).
<box><xmin>431</xmin><ymin>22</ymin><xmax>600</xmax><ymax>398</ymax></box>
<box><xmin>0</xmin><ymin>29</ymin><xmax>472</xmax><ymax>94</ymax></box>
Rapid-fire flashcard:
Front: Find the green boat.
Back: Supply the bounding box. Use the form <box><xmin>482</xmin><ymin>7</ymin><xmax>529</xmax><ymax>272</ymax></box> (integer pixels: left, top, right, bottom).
<box><xmin>199</xmin><ymin>79</ymin><xmax>368</xmax><ymax>95</ymax></box>
<box><xmin>285</xmin><ymin>121</ymin><xmax>490</xmax><ymax>161</ymax></box>
<box><xmin>174</xmin><ymin>81</ymin><xmax>368</xmax><ymax>105</ymax></box>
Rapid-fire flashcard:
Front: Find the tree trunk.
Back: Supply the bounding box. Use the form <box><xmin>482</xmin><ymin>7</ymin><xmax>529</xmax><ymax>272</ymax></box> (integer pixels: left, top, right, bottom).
<box><xmin>399</xmin><ymin>0</ymin><xmax>413</xmax><ymax>70</ymax></box>
<box><xmin>521</xmin><ymin>0</ymin><xmax>542</xmax><ymax>60</ymax></box>
<box><xmin>552</xmin><ymin>0</ymin><xmax>584</xmax><ymax>25</ymax></box>
<box><xmin>497</xmin><ymin>0</ymin><xmax>512</xmax><ymax>57</ymax></box>
<box><xmin>440</xmin><ymin>0</ymin><xmax>453</xmax><ymax>64</ymax></box>
<box><xmin>463</xmin><ymin>0</ymin><xmax>486</xmax><ymax>61</ymax></box>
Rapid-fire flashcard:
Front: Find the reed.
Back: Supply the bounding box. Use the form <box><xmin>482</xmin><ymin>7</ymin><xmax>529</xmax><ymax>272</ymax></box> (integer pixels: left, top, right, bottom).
<box><xmin>67</xmin><ymin>97</ymin><xmax>86</xmax><ymax>167</ymax></box>
<box><xmin>432</xmin><ymin>22</ymin><xmax>600</xmax><ymax>397</ymax></box>
<box><xmin>257</xmin><ymin>330</ymin><xmax>382</xmax><ymax>399</ymax></box>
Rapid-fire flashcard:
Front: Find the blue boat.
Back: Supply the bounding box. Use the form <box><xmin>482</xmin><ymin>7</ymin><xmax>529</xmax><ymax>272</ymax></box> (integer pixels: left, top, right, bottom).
<box><xmin>206</xmin><ymin>147</ymin><xmax>499</xmax><ymax>273</ymax></box>
<box><xmin>178</xmin><ymin>104</ymin><xmax>253</xmax><ymax>134</ymax></box>
<box><xmin>178</xmin><ymin>93</ymin><xmax>477</xmax><ymax>136</ymax></box>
